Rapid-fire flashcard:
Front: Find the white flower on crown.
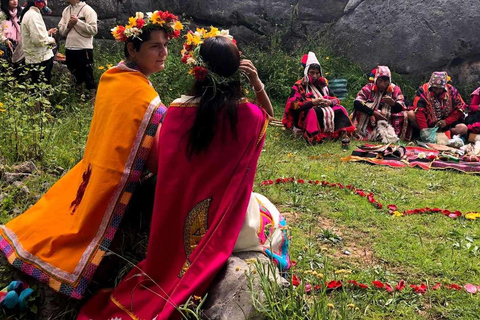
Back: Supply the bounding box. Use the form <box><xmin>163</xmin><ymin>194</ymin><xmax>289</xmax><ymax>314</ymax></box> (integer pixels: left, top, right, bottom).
<box><xmin>220</xmin><ymin>29</ymin><xmax>230</xmax><ymax>36</ymax></box>
<box><xmin>135</xmin><ymin>12</ymin><xmax>144</xmax><ymax>19</ymax></box>
<box><xmin>123</xmin><ymin>28</ymin><xmax>133</xmax><ymax>38</ymax></box>
<box><xmin>146</xmin><ymin>12</ymin><xmax>153</xmax><ymax>19</ymax></box>
<box><xmin>131</xmin><ymin>27</ymin><xmax>142</xmax><ymax>37</ymax></box>
<box><xmin>186</xmin><ymin>57</ymin><xmax>196</xmax><ymax>66</ymax></box>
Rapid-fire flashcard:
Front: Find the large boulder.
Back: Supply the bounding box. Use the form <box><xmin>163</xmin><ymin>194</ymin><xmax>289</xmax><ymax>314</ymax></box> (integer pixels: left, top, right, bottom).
<box><xmin>327</xmin><ymin>0</ymin><xmax>480</xmax><ymax>84</ymax></box>
<box><xmin>44</xmin><ymin>0</ymin><xmax>480</xmax><ymax>84</ymax></box>
<box><xmin>203</xmin><ymin>251</ymin><xmax>288</xmax><ymax>320</ymax></box>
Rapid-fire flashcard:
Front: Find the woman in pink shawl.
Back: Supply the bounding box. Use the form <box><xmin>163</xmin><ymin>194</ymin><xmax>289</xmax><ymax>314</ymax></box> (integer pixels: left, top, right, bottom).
<box><xmin>0</xmin><ymin>0</ymin><xmax>21</xmax><ymax>62</ymax></box>
<box><xmin>78</xmin><ymin>32</ymin><xmax>274</xmax><ymax>319</ymax></box>
<box><xmin>283</xmin><ymin>51</ymin><xmax>355</xmax><ymax>144</ymax></box>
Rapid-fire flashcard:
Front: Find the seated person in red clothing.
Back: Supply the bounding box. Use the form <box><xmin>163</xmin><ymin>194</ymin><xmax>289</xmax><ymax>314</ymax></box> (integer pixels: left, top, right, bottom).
<box><xmin>352</xmin><ymin>66</ymin><xmax>409</xmax><ymax>141</ymax></box>
<box><xmin>408</xmin><ymin>71</ymin><xmax>468</xmax><ymax>138</ymax></box>
<box><xmin>466</xmin><ymin>87</ymin><xmax>480</xmax><ymax>134</ymax></box>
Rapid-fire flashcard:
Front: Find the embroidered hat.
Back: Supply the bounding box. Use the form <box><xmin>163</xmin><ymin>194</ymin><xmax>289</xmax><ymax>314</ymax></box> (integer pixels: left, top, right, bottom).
<box><xmin>429</xmin><ymin>71</ymin><xmax>448</xmax><ymax>89</ymax></box>
<box><xmin>374</xmin><ymin>66</ymin><xmax>391</xmax><ymax>83</ymax></box>
<box><xmin>303</xmin><ymin>52</ymin><xmax>323</xmax><ymax>81</ymax></box>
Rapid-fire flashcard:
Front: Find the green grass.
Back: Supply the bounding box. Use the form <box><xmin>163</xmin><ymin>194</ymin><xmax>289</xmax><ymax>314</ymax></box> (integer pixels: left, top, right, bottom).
<box><xmin>251</xmin><ymin>125</ymin><xmax>480</xmax><ymax>319</ymax></box>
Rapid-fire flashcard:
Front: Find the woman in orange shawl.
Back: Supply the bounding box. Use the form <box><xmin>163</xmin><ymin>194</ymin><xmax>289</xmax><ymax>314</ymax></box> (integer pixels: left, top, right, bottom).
<box><xmin>78</xmin><ymin>29</ymin><xmax>273</xmax><ymax>319</ymax></box>
<box><xmin>0</xmin><ymin>10</ymin><xmax>182</xmax><ymax>302</ymax></box>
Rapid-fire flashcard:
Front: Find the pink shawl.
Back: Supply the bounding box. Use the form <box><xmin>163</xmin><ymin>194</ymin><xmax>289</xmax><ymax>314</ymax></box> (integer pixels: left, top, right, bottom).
<box><xmin>77</xmin><ymin>98</ymin><xmax>268</xmax><ymax>319</ymax></box>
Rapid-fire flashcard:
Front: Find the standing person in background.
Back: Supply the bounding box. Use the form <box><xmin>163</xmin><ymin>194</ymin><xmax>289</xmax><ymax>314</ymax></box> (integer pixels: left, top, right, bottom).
<box><xmin>20</xmin><ymin>0</ymin><xmax>57</xmax><ymax>84</ymax></box>
<box><xmin>58</xmin><ymin>0</ymin><xmax>97</xmax><ymax>103</ymax></box>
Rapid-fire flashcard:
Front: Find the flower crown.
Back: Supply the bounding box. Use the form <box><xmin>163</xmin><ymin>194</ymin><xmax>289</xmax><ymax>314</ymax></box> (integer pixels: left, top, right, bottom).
<box><xmin>181</xmin><ymin>27</ymin><xmax>237</xmax><ymax>81</ymax></box>
<box><xmin>111</xmin><ymin>11</ymin><xmax>183</xmax><ymax>42</ymax></box>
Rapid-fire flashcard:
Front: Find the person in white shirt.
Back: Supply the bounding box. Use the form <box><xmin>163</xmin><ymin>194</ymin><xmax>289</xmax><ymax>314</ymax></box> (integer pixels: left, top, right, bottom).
<box><xmin>20</xmin><ymin>0</ymin><xmax>57</xmax><ymax>83</ymax></box>
<box><xmin>58</xmin><ymin>0</ymin><xmax>97</xmax><ymax>100</ymax></box>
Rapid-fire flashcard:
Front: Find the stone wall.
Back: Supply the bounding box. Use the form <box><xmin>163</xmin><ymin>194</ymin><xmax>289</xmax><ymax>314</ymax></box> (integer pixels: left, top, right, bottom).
<box><xmin>43</xmin><ymin>0</ymin><xmax>480</xmax><ymax>85</ymax></box>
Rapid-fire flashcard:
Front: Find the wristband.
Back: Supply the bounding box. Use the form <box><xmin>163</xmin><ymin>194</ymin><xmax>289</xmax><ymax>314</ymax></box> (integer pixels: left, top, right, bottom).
<box><xmin>254</xmin><ymin>82</ymin><xmax>264</xmax><ymax>93</ymax></box>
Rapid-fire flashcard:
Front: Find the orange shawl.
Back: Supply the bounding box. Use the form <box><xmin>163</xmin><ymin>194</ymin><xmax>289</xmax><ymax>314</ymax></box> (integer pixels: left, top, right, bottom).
<box><xmin>0</xmin><ymin>64</ymin><xmax>166</xmax><ymax>299</ymax></box>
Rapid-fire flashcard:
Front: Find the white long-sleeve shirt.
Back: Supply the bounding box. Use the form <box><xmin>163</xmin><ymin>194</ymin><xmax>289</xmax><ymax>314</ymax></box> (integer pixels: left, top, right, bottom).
<box><xmin>58</xmin><ymin>2</ymin><xmax>97</xmax><ymax>50</ymax></box>
<box><xmin>21</xmin><ymin>6</ymin><xmax>54</xmax><ymax>64</ymax></box>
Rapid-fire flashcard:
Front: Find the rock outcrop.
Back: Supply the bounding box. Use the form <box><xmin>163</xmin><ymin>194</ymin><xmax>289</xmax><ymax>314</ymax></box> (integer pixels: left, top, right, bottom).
<box><xmin>44</xmin><ymin>0</ymin><xmax>480</xmax><ymax>84</ymax></box>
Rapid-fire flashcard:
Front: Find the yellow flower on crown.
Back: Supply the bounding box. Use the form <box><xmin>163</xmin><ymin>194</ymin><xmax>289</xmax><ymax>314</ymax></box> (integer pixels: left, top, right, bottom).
<box><xmin>186</xmin><ymin>32</ymin><xmax>201</xmax><ymax>46</ymax></box>
<box><xmin>181</xmin><ymin>26</ymin><xmax>237</xmax><ymax>81</ymax></box>
<box><xmin>126</xmin><ymin>17</ymin><xmax>136</xmax><ymax>28</ymax></box>
<box><xmin>195</xmin><ymin>28</ymin><xmax>206</xmax><ymax>36</ymax></box>
<box><xmin>174</xmin><ymin>20</ymin><xmax>183</xmax><ymax>31</ymax></box>
<box><xmin>150</xmin><ymin>11</ymin><xmax>165</xmax><ymax>26</ymax></box>
<box><xmin>205</xmin><ymin>27</ymin><xmax>219</xmax><ymax>38</ymax></box>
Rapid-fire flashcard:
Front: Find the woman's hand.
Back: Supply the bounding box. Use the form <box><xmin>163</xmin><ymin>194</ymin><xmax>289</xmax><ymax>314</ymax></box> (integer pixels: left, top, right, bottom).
<box><xmin>6</xmin><ymin>40</ymin><xmax>13</xmax><ymax>53</ymax></box>
<box><xmin>319</xmin><ymin>99</ymin><xmax>333</xmax><ymax>107</ymax></box>
<box><xmin>313</xmin><ymin>98</ymin><xmax>333</xmax><ymax>107</ymax></box>
<box><xmin>239</xmin><ymin>59</ymin><xmax>262</xmax><ymax>91</ymax></box>
<box><xmin>239</xmin><ymin>59</ymin><xmax>274</xmax><ymax>118</ymax></box>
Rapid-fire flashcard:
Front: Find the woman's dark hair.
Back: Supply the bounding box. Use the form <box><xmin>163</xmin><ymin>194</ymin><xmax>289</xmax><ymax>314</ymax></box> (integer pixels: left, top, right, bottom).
<box><xmin>1</xmin><ymin>0</ymin><xmax>22</xmax><ymax>20</ymax></box>
<box><xmin>124</xmin><ymin>27</ymin><xmax>164</xmax><ymax>58</ymax></box>
<box><xmin>19</xmin><ymin>1</ymin><xmax>34</xmax><ymax>23</ymax></box>
<box><xmin>187</xmin><ymin>36</ymin><xmax>242</xmax><ymax>156</ymax></box>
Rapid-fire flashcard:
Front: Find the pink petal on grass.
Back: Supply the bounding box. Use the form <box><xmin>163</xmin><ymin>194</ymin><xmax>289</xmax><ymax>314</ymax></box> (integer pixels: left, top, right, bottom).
<box><xmin>448</xmin><ymin>213</ymin><xmax>458</xmax><ymax>219</ymax></box>
<box><xmin>464</xmin><ymin>284</ymin><xmax>477</xmax><ymax>294</ymax></box>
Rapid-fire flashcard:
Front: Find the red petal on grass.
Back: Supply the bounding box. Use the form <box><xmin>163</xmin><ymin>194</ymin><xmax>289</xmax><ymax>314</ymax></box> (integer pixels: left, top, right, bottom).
<box><xmin>326</xmin><ymin>280</ymin><xmax>343</xmax><ymax>289</ymax></box>
<box><xmin>292</xmin><ymin>274</ymin><xmax>301</xmax><ymax>287</ymax></box>
<box><xmin>385</xmin><ymin>283</ymin><xmax>393</xmax><ymax>292</ymax></box>
<box><xmin>395</xmin><ymin>280</ymin><xmax>405</xmax><ymax>291</ymax></box>
<box><xmin>372</xmin><ymin>280</ymin><xmax>384</xmax><ymax>289</ymax></box>
<box><xmin>433</xmin><ymin>282</ymin><xmax>441</xmax><ymax>290</ymax></box>
<box><xmin>410</xmin><ymin>283</ymin><xmax>427</xmax><ymax>294</ymax></box>
<box><xmin>445</xmin><ymin>284</ymin><xmax>462</xmax><ymax>291</ymax></box>
<box><xmin>387</xmin><ymin>204</ymin><xmax>398</xmax><ymax>211</ymax></box>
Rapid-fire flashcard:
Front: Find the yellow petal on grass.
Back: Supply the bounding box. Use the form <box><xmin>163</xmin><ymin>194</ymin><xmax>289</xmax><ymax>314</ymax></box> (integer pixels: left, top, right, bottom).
<box><xmin>465</xmin><ymin>212</ymin><xmax>480</xmax><ymax>220</ymax></box>
<box><xmin>335</xmin><ymin>269</ymin><xmax>352</xmax><ymax>275</ymax></box>
<box><xmin>98</xmin><ymin>66</ymin><xmax>105</xmax><ymax>70</ymax></box>
<box><xmin>392</xmin><ymin>211</ymin><xmax>403</xmax><ymax>217</ymax></box>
